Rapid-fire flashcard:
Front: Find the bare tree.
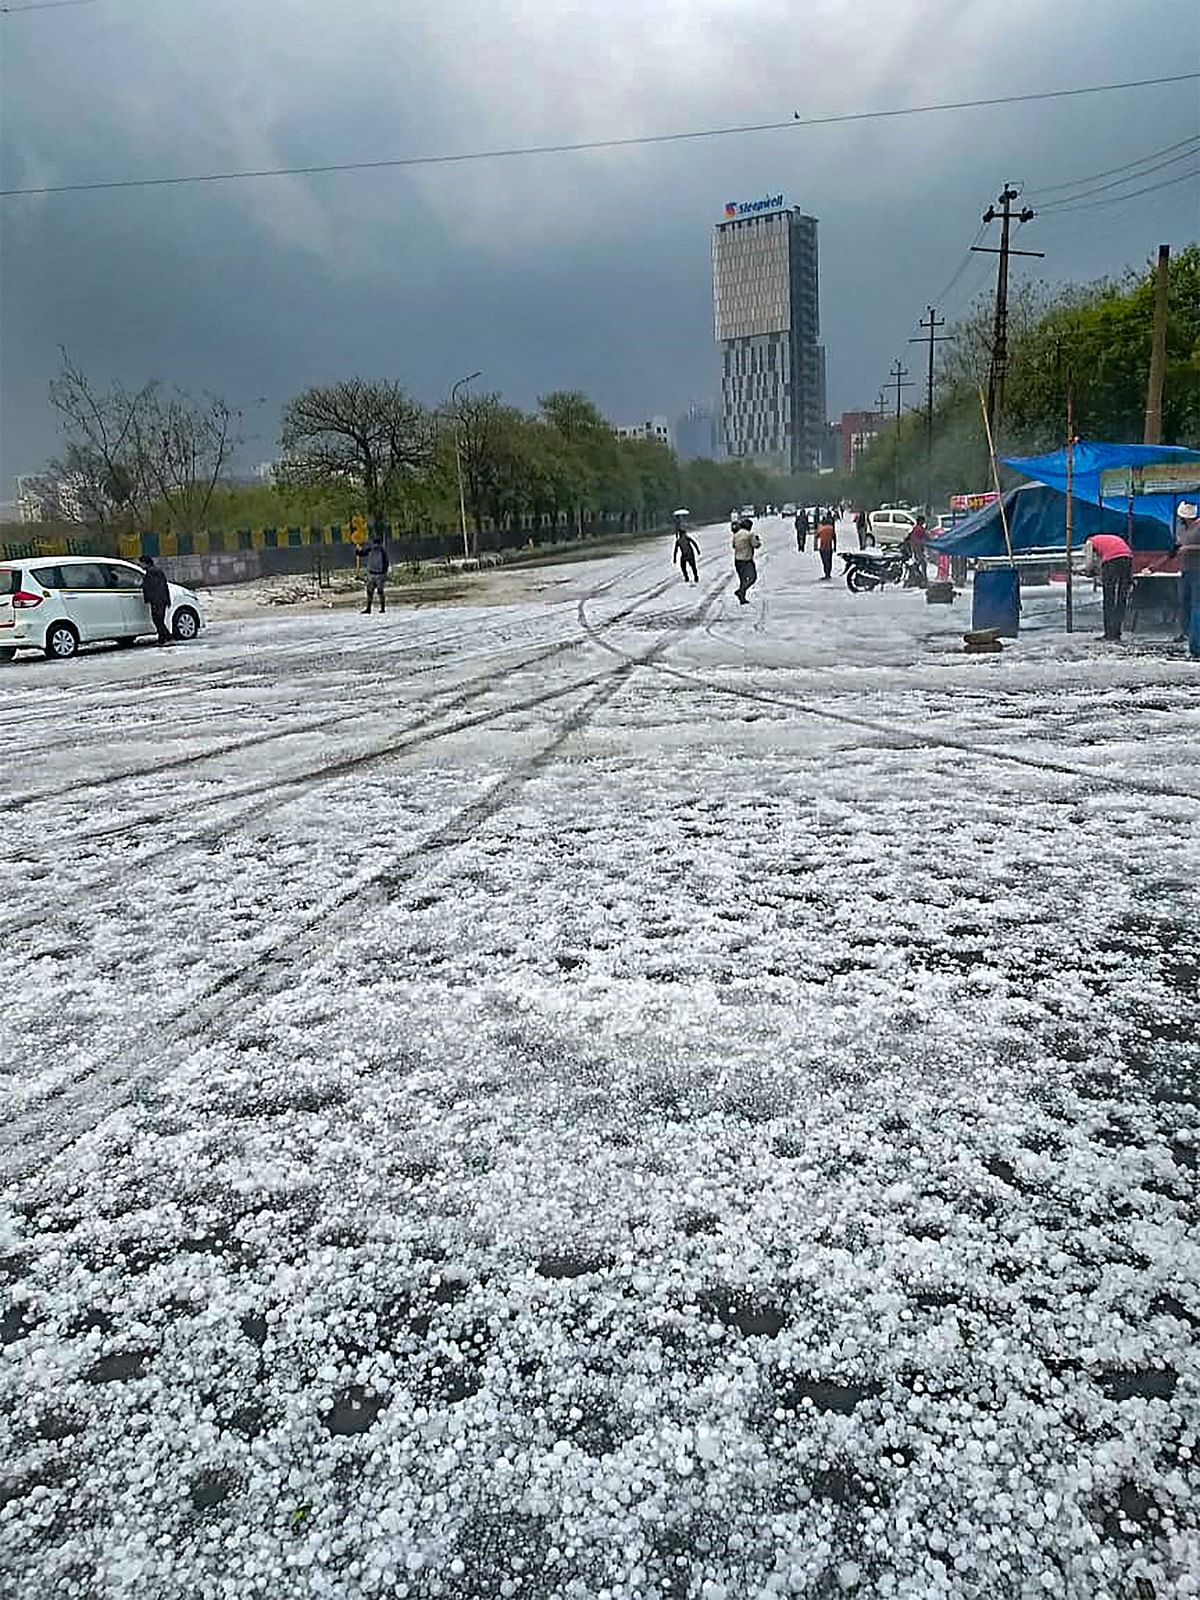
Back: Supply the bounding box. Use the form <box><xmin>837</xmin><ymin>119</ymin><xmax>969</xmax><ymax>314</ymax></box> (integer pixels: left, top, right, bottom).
<box><xmin>134</xmin><ymin>390</ymin><xmax>235</xmax><ymax>536</ymax></box>
<box><xmin>41</xmin><ymin>352</ymin><xmax>237</xmax><ymax>535</ymax></box>
<box><xmin>43</xmin><ymin>351</ymin><xmax>157</xmax><ymax>531</ymax></box>
<box><xmin>280</xmin><ymin>380</ymin><xmax>433</xmax><ymax>529</ymax></box>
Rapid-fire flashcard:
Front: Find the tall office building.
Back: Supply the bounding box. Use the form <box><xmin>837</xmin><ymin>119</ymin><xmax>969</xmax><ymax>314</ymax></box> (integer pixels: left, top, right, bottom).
<box><xmin>712</xmin><ymin>199</ymin><xmax>825</xmax><ymax>472</ymax></box>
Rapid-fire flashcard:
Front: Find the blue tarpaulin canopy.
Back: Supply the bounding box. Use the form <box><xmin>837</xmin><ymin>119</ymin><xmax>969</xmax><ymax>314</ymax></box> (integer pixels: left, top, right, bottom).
<box><xmin>925</xmin><ymin>481</ymin><xmax>1173</xmax><ymax>557</ymax></box>
<box><xmin>1001</xmin><ymin>440</ymin><xmax>1200</xmax><ymax>527</ymax></box>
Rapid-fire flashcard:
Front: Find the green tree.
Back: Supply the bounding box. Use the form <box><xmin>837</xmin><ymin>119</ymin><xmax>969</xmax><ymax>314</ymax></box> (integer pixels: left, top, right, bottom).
<box><xmin>280</xmin><ymin>379</ymin><xmax>432</xmax><ymax>529</ymax></box>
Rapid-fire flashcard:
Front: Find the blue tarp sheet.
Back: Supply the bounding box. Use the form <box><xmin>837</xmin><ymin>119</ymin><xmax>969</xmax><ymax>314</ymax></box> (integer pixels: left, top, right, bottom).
<box><xmin>1001</xmin><ymin>440</ymin><xmax>1200</xmax><ymax>528</ymax></box>
<box><xmin>925</xmin><ymin>481</ymin><xmax>1173</xmax><ymax>557</ymax></box>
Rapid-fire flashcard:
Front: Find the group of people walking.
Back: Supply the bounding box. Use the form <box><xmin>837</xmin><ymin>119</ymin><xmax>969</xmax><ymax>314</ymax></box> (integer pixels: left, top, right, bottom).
<box><xmin>792</xmin><ymin>507</ymin><xmax>839</xmax><ymax>579</ymax></box>
<box><xmin>672</xmin><ymin>509</ymin><xmax>843</xmax><ymax>605</ymax></box>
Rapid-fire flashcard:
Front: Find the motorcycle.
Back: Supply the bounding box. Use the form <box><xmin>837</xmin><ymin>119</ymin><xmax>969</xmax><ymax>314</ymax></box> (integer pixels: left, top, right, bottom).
<box><xmin>840</xmin><ymin>540</ymin><xmax>923</xmax><ymax>593</ymax></box>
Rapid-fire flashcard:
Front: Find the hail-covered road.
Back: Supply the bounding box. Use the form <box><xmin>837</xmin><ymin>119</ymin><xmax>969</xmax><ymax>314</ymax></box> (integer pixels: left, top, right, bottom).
<box><xmin>2</xmin><ymin>520</ymin><xmax>1198</xmax><ymax>1600</ymax></box>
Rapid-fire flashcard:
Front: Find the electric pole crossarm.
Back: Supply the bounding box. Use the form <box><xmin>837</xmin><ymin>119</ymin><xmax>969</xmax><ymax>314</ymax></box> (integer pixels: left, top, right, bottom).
<box><xmin>970</xmin><ymin>246</ymin><xmax>1045</xmax><ymax>258</ymax></box>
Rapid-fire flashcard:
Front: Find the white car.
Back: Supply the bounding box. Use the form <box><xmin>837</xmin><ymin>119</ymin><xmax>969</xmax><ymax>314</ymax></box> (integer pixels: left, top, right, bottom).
<box><xmin>867</xmin><ymin>508</ymin><xmax>919</xmax><ymax>547</ymax></box>
<box><xmin>0</xmin><ymin>554</ymin><xmax>202</xmax><ymax>662</ymax></box>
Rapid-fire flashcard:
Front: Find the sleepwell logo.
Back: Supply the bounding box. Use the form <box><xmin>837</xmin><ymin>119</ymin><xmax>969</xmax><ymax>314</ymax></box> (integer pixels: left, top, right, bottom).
<box><xmin>723</xmin><ymin>194</ymin><xmax>785</xmax><ymax>218</ymax></box>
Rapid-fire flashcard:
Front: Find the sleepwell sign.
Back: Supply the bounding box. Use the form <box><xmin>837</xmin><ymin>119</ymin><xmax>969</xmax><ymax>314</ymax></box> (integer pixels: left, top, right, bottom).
<box><xmin>1098</xmin><ymin>461</ymin><xmax>1200</xmax><ymax>497</ymax></box>
<box><xmin>723</xmin><ymin>194</ymin><xmax>786</xmax><ymax>219</ymax></box>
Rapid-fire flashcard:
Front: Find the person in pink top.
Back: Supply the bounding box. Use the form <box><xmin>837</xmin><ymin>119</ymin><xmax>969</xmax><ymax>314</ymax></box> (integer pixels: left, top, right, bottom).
<box><xmin>1082</xmin><ymin>532</ymin><xmax>1134</xmax><ymax>641</ymax></box>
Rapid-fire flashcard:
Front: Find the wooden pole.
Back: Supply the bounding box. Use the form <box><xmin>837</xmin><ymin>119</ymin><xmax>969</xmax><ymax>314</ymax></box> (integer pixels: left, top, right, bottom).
<box><xmin>979</xmin><ymin>385</ymin><xmax>1015</xmax><ymax>564</ymax></box>
<box><xmin>1144</xmin><ymin>244</ymin><xmax>1170</xmax><ymax>445</ymax></box>
<box><xmin>1065</xmin><ymin>381</ymin><xmax>1075</xmax><ymax>633</ymax></box>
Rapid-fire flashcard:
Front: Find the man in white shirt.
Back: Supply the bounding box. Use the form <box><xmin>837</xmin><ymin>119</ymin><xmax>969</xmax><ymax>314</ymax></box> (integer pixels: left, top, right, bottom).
<box><xmin>1174</xmin><ymin>501</ymin><xmax>1199</xmax><ymax>654</ymax></box>
<box><xmin>731</xmin><ymin>518</ymin><xmax>761</xmax><ymax>605</ymax></box>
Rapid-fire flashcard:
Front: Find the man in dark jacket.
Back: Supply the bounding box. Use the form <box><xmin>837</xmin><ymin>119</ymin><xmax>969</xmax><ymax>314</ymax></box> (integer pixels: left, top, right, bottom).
<box><xmin>140</xmin><ymin>556</ymin><xmax>172</xmax><ymax>644</ymax></box>
<box><xmin>794</xmin><ymin>507</ymin><xmax>810</xmax><ymax>551</ymax></box>
<box><xmin>361</xmin><ymin>531</ymin><xmax>390</xmax><ymax>614</ymax></box>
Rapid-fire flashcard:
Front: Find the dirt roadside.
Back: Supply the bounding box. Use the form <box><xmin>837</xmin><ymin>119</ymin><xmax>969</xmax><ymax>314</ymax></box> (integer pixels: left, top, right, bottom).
<box><xmin>199</xmin><ymin>530</ymin><xmax>674</xmax><ymax>621</ymax></box>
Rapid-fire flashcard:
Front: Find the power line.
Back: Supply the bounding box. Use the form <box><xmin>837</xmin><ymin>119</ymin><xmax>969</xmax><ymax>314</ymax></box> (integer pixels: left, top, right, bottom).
<box><xmin>1040</xmin><ymin>165</ymin><xmax>1199</xmax><ymax>215</ymax></box>
<box><xmin>0</xmin><ymin>0</ymin><xmax>97</xmax><ymax>12</ymax></box>
<box><xmin>3</xmin><ymin>71</ymin><xmax>1198</xmax><ymax>197</ymax></box>
<box><xmin>930</xmin><ymin>222</ymin><xmax>989</xmax><ymax>312</ymax></box>
<box><xmin>1026</xmin><ymin>131</ymin><xmax>1200</xmax><ymax>197</ymax></box>
<box><xmin>1029</xmin><ymin>173</ymin><xmax>1193</xmax><ymax>250</ymax></box>
<box><xmin>1037</xmin><ymin>142</ymin><xmax>1200</xmax><ymax>210</ymax></box>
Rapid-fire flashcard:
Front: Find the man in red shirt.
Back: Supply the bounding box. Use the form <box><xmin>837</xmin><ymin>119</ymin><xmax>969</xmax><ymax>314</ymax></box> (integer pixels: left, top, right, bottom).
<box><xmin>815</xmin><ymin>511</ymin><xmax>837</xmax><ymax>579</ymax></box>
<box><xmin>1082</xmin><ymin>532</ymin><xmax>1134</xmax><ymax>641</ymax></box>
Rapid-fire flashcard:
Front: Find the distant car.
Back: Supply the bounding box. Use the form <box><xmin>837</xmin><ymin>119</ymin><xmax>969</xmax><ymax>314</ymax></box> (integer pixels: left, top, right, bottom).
<box><xmin>781</xmin><ymin>502</ymin><xmax>797</xmax><ymax>517</ymax></box>
<box><xmin>0</xmin><ymin>555</ymin><xmax>203</xmax><ymax>662</ymax></box>
<box><xmin>867</xmin><ymin>508</ymin><xmax>919</xmax><ymax>547</ymax></box>
<box><xmin>739</xmin><ymin>504</ymin><xmax>757</xmax><ymax>519</ymax></box>
<box><xmin>930</xmin><ymin>514</ymin><xmax>956</xmax><ymax>541</ymax></box>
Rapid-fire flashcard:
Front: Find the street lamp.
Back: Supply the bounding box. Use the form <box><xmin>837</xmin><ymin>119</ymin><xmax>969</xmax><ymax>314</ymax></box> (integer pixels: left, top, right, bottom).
<box><xmin>450</xmin><ymin>370</ymin><xmax>481</xmax><ymax>562</ymax></box>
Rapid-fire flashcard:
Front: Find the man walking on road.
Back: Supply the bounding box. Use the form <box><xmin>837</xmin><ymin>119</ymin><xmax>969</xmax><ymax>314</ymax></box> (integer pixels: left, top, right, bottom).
<box><xmin>140</xmin><ymin>555</ymin><xmax>172</xmax><ymax>645</ymax></box>
<box><xmin>1082</xmin><ymin>532</ymin><xmax>1134</xmax><ymax>642</ymax></box>
<box><xmin>732</xmin><ymin>517</ymin><xmax>761</xmax><ymax>605</ymax></box>
<box><xmin>673</xmin><ymin>526</ymin><xmax>700</xmax><ymax>583</ymax></box>
<box><xmin>794</xmin><ymin>507</ymin><xmax>810</xmax><ymax>552</ymax></box>
<box><xmin>855</xmin><ymin>509</ymin><xmax>870</xmax><ymax>549</ymax></box>
<box><xmin>815</xmin><ymin>512</ymin><xmax>837</xmax><ymax>580</ymax></box>
<box><xmin>361</xmin><ymin>530</ymin><xmax>390</xmax><ymax>615</ymax></box>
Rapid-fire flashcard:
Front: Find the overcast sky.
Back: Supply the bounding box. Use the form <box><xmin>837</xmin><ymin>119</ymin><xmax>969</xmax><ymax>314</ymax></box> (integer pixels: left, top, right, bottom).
<box><xmin>1</xmin><ymin>0</ymin><xmax>1197</xmax><ymax>488</ymax></box>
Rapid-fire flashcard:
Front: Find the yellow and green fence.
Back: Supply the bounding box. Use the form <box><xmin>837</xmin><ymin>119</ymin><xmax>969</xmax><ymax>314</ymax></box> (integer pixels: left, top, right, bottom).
<box><xmin>1</xmin><ymin>522</ymin><xmax>371</xmax><ymax>563</ymax></box>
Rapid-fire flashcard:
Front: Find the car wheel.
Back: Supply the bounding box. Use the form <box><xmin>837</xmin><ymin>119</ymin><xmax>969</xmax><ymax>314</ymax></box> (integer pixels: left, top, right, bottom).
<box><xmin>45</xmin><ymin>622</ymin><xmax>79</xmax><ymax>660</ymax></box>
<box><xmin>172</xmin><ymin>607</ymin><xmax>200</xmax><ymax>641</ymax></box>
<box><xmin>0</xmin><ymin>647</ymin><xmax>15</xmax><ymax>663</ymax></box>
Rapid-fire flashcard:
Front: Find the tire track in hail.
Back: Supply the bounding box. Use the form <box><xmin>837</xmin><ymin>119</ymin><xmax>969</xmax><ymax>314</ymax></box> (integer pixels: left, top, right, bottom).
<box><xmin>580</xmin><ymin>601</ymin><xmax>1200</xmax><ymax>805</ymax></box>
<box><xmin>2</xmin><ymin>560</ymin><xmax>662</xmax><ymax>813</ymax></box>
<box><xmin>6</xmin><ymin>565</ymin><xmax>682</xmax><ymax>888</ymax></box>
<box><xmin>0</xmin><ymin>572</ymin><xmax>724</xmax><ymax>1180</ymax></box>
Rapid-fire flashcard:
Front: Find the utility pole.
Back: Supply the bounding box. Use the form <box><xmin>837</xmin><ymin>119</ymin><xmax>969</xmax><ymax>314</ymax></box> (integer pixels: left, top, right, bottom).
<box><xmin>909</xmin><ymin>306</ymin><xmax>948</xmax><ymax>516</ymax></box>
<box><xmin>450</xmin><ymin>370</ymin><xmax>482</xmax><ymax>562</ymax></box>
<box><xmin>1065</xmin><ymin>377</ymin><xmax>1076</xmax><ymax>634</ymax></box>
<box><xmin>1144</xmin><ymin>243</ymin><xmax>1170</xmax><ymax>445</ymax></box>
<box><xmin>1054</xmin><ymin>334</ymin><xmax>1077</xmax><ymax>635</ymax></box>
<box><xmin>972</xmin><ymin>185</ymin><xmax>1043</xmax><ymax>445</ymax></box>
<box><xmin>887</xmin><ymin>360</ymin><xmax>914</xmax><ymax>504</ymax></box>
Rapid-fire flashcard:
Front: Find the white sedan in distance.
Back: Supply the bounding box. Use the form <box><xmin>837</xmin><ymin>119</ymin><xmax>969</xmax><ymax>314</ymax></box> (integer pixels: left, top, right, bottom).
<box><xmin>0</xmin><ymin>554</ymin><xmax>203</xmax><ymax>662</ymax></box>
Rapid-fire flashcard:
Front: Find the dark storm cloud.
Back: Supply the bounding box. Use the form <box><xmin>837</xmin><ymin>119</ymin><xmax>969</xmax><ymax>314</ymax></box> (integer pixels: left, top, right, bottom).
<box><xmin>1</xmin><ymin>0</ymin><xmax>1197</xmax><ymax>485</ymax></box>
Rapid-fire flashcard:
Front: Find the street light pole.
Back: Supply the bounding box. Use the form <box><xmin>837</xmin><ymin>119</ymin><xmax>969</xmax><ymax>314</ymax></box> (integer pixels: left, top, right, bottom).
<box><xmin>450</xmin><ymin>370</ymin><xmax>481</xmax><ymax>562</ymax></box>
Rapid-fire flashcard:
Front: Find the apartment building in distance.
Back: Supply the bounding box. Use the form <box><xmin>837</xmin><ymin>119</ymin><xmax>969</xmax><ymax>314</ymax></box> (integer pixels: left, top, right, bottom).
<box><xmin>614</xmin><ymin>417</ymin><xmax>672</xmax><ymax>447</ymax></box>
